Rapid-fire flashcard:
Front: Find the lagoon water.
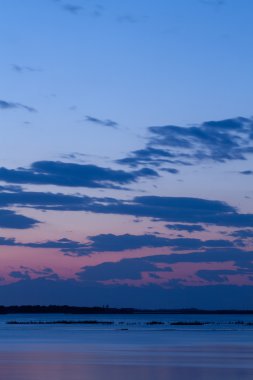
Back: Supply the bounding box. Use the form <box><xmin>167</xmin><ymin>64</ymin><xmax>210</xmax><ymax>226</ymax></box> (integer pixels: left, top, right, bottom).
<box><xmin>1</xmin><ymin>313</ymin><xmax>253</xmax><ymax>379</ymax></box>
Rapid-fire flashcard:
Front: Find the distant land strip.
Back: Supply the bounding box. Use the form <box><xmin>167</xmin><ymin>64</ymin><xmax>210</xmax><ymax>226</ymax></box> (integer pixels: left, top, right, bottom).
<box><xmin>1</xmin><ymin>306</ymin><xmax>253</xmax><ymax>314</ymax></box>
<box><xmin>6</xmin><ymin>320</ymin><xmax>253</xmax><ymax>326</ymax></box>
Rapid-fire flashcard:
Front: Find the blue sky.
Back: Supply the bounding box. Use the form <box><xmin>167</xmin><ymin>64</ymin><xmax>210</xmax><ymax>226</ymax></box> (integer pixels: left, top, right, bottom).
<box><xmin>0</xmin><ymin>0</ymin><xmax>253</xmax><ymax>308</ymax></box>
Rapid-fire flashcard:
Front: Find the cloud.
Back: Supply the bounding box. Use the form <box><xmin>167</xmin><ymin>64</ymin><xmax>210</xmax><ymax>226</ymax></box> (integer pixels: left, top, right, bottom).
<box><xmin>118</xmin><ymin>117</ymin><xmax>253</xmax><ymax>167</ymax></box>
<box><xmin>78</xmin><ymin>257</ymin><xmax>173</xmax><ymax>282</ymax></box>
<box><xmin>85</xmin><ymin>115</ymin><xmax>119</xmax><ymax>129</ymax></box>
<box><xmin>196</xmin><ymin>269</ymin><xmax>247</xmax><ymax>283</ymax></box>
<box><xmin>75</xmin><ymin>248</ymin><xmax>253</xmax><ymax>293</ymax></box>
<box><xmin>0</xmin><ymin>100</ymin><xmax>37</xmax><ymax>113</ymax></box>
<box><xmin>230</xmin><ymin>229</ymin><xmax>253</xmax><ymax>239</ymax></box>
<box><xmin>149</xmin><ymin>117</ymin><xmax>253</xmax><ymax>162</ymax></box>
<box><xmin>82</xmin><ymin>234</ymin><xmax>233</xmax><ymax>254</ymax></box>
<box><xmin>166</xmin><ymin>224</ymin><xmax>206</xmax><ymax>233</ymax></box>
<box><xmin>0</xmin><ymin>233</ymin><xmax>234</xmax><ymax>256</ymax></box>
<box><xmin>116</xmin><ymin>147</ymin><xmax>184</xmax><ymax>168</ymax></box>
<box><xmin>84</xmin><ymin>233</ymin><xmax>172</xmax><ymax>252</ymax></box>
<box><xmin>0</xmin><ymin>210</ymin><xmax>39</xmax><ymax>229</ymax></box>
<box><xmin>11</xmin><ymin>64</ymin><xmax>41</xmax><ymax>73</ymax></box>
<box><xmin>87</xmin><ymin>195</ymin><xmax>253</xmax><ymax>228</ymax></box>
<box><xmin>240</xmin><ymin>170</ymin><xmax>253</xmax><ymax>175</ymax></box>
<box><xmin>52</xmin><ymin>0</ymin><xmax>103</xmax><ymax>17</ymax></box>
<box><xmin>62</xmin><ymin>4</ymin><xmax>83</xmax><ymax>14</ymax></box>
<box><xmin>0</xmin><ymin>161</ymin><xmax>158</xmax><ymax>189</ymax></box>
<box><xmin>9</xmin><ymin>267</ymin><xmax>59</xmax><ymax>281</ymax></box>
<box><xmin>0</xmin><ymin>188</ymin><xmax>253</xmax><ymax>228</ymax></box>
<box><xmin>0</xmin><ymin>185</ymin><xmax>23</xmax><ymax>192</ymax></box>
<box><xmin>0</xmin><ymin>190</ymin><xmax>94</xmax><ymax>211</ymax></box>
<box><xmin>161</xmin><ymin>168</ymin><xmax>179</xmax><ymax>174</ymax></box>
<box><xmin>145</xmin><ymin>248</ymin><xmax>253</xmax><ymax>268</ymax></box>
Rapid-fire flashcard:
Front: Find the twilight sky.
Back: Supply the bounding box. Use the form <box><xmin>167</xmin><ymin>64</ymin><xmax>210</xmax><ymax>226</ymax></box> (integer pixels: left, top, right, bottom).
<box><xmin>0</xmin><ymin>0</ymin><xmax>253</xmax><ymax>308</ymax></box>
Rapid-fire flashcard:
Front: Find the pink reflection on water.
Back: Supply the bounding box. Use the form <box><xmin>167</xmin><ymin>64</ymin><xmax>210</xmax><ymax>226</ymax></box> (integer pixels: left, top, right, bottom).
<box><xmin>0</xmin><ymin>350</ymin><xmax>253</xmax><ymax>380</ymax></box>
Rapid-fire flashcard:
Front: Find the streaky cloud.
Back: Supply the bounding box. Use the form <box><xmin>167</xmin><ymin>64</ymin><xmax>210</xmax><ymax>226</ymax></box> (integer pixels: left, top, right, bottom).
<box><xmin>117</xmin><ymin>117</ymin><xmax>253</xmax><ymax>167</ymax></box>
<box><xmin>0</xmin><ymin>100</ymin><xmax>37</xmax><ymax>113</ymax></box>
<box><xmin>0</xmin><ymin>190</ymin><xmax>253</xmax><ymax>227</ymax></box>
<box><xmin>0</xmin><ymin>233</ymin><xmax>234</xmax><ymax>256</ymax></box>
<box><xmin>85</xmin><ymin>115</ymin><xmax>118</xmax><ymax>129</ymax></box>
<box><xmin>0</xmin><ymin>161</ymin><xmax>158</xmax><ymax>189</ymax></box>
<box><xmin>62</xmin><ymin>4</ymin><xmax>83</xmax><ymax>14</ymax></box>
<box><xmin>240</xmin><ymin>170</ymin><xmax>253</xmax><ymax>175</ymax></box>
<box><xmin>230</xmin><ymin>229</ymin><xmax>253</xmax><ymax>238</ymax></box>
<box><xmin>166</xmin><ymin>224</ymin><xmax>206</xmax><ymax>232</ymax></box>
<box><xmin>11</xmin><ymin>64</ymin><xmax>41</xmax><ymax>73</ymax></box>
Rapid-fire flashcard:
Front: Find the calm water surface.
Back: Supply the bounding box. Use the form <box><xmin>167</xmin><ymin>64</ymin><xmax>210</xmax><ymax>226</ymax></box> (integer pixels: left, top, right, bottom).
<box><xmin>0</xmin><ymin>314</ymin><xmax>253</xmax><ymax>380</ymax></box>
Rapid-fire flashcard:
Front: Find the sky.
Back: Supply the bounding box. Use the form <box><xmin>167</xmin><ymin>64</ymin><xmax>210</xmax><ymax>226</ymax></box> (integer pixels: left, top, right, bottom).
<box><xmin>0</xmin><ymin>0</ymin><xmax>253</xmax><ymax>308</ymax></box>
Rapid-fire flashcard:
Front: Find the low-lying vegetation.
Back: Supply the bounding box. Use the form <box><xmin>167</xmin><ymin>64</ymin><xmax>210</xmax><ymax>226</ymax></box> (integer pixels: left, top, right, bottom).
<box><xmin>7</xmin><ymin>320</ymin><xmax>114</xmax><ymax>325</ymax></box>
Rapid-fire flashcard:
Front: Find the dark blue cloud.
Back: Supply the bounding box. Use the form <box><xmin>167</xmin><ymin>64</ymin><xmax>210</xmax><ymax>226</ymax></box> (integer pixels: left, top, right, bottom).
<box><xmin>78</xmin><ymin>257</ymin><xmax>173</xmax><ymax>282</ymax></box>
<box><xmin>0</xmin><ymin>190</ymin><xmax>93</xmax><ymax>211</ymax></box>
<box><xmin>117</xmin><ymin>117</ymin><xmax>253</xmax><ymax>167</ymax></box>
<box><xmin>161</xmin><ymin>168</ymin><xmax>179</xmax><ymax>174</ymax></box>
<box><xmin>145</xmin><ymin>248</ymin><xmax>253</xmax><ymax>268</ymax></box>
<box><xmin>84</xmin><ymin>233</ymin><xmax>172</xmax><ymax>252</ymax></box>
<box><xmin>83</xmin><ymin>234</ymin><xmax>233</xmax><ymax>254</ymax></box>
<box><xmin>116</xmin><ymin>147</ymin><xmax>188</xmax><ymax>168</ymax></box>
<box><xmin>77</xmin><ymin>248</ymin><xmax>253</xmax><ymax>285</ymax></box>
<box><xmin>0</xmin><ymin>190</ymin><xmax>253</xmax><ymax>228</ymax></box>
<box><xmin>196</xmin><ymin>267</ymin><xmax>253</xmax><ymax>283</ymax></box>
<box><xmin>9</xmin><ymin>267</ymin><xmax>59</xmax><ymax>281</ymax></box>
<box><xmin>0</xmin><ymin>161</ymin><xmax>158</xmax><ymax>189</ymax></box>
<box><xmin>149</xmin><ymin>117</ymin><xmax>253</xmax><ymax>162</ymax></box>
<box><xmin>0</xmin><ymin>185</ymin><xmax>23</xmax><ymax>192</ymax></box>
<box><xmin>166</xmin><ymin>224</ymin><xmax>206</xmax><ymax>232</ymax></box>
<box><xmin>0</xmin><ymin>210</ymin><xmax>39</xmax><ymax>229</ymax></box>
<box><xmin>0</xmin><ymin>233</ymin><xmax>234</xmax><ymax>255</ymax></box>
<box><xmin>86</xmin><ymin>115</ymin><xmax>118</xmax><ymax>129</ymax></box>
<box><xmin>88</xmin><ymin>195</ymin><xmax>253</xmax><ymax>227</ymax></box>
<box><xmin>0</xmin><ymin>100</ymin><xmax>37</xmax><ymax>113</ymax></box>
<box><xmin>230</xmin><ymin>229</ymin><xmax>253</xmax><ymax>238</ymax></box>
<box><xmin>240</xmin><ymin>170</ymin><xmax>253</xmax><ymax>175</ymax></box>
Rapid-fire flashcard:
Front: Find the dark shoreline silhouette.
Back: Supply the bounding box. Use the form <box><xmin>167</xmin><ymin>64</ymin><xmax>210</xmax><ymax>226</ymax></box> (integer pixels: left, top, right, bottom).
<box><xmin>6</xmin><ymin>320</ymin><xmax>253</xmax><ymax>326</ymax></box>
<box><xmin>1</xmin><ymin>305</ymin><xmax>253</xmax><ymax>315</ymax></box>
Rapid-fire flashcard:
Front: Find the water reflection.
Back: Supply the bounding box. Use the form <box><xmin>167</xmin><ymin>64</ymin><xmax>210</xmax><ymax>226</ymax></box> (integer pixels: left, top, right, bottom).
<box><xmin>1</xmin><ymin>351</ymin><xmax>253</xmax><ymax>380</ymax></box>
<box><xmin>1</xmin><ymin>314</ymin><xmax>253</xmax><ymax>380</ymax></box>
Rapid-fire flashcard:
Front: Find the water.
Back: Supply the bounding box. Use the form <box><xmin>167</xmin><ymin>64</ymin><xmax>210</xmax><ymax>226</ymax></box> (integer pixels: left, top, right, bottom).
<box><xmin>0</xmin><ymin>314</ymin><xmax>253</xmax><ymax>379</ymax></box>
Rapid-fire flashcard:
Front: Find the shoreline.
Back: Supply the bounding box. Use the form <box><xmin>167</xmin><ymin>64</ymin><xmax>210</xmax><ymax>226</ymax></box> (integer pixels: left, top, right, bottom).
<box><xmin>1</xmin><ymin>306</ymin><xmax>253</xmax><ymax>315</ymax></box>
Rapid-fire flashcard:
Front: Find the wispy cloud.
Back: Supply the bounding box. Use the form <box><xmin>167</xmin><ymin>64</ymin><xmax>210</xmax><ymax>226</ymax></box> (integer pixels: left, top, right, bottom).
<box><xmin>0</xmin><ymin>160</ymin><xmax>158</xmax><ymax>189</ymax></box>
<box><xmin>0</xmin><ymin>100</ymin><xmax>37</xmax><ymax>113</ymax></box>
<box><xmin>78</xmin><ymin>247</ymin><xmax>253</xmax><ymax>287</ymax></box>
<box><xmin>240</xmin><ymin>170</ymin><xmax>253</xmax><ymax>175</ymax></box>
<box><xmin>166</xmin><ymin>224</ymin><xmax>206</xmax><ymax>233</ymax></box>
<box><xmin>11</xmin><ymin>64</ymin><xmax>41</xmax><ymax>73</ymax></box>
<box><xmin>62</xmin><ymin>4</ymin><xmax>83</xmax><ymax>14</ymax></box>
<box><xmin>0</xmin><ymin>232</ymin><xmax>234</xmax><ymax>256</ymax></box>
<box><xmin>85</xmin><ymin>115</ymin><xmax>119</xmax><ymax>129</ymax></box>
<box><xmin>118</xmin><ymin>117</ymin><xmax>253</xmax><ymax>167</ymax></box>
<box><xmin>0</xmin><ymin>187</ymin><xmax>252</xmax><ymax>228</ymax></box>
